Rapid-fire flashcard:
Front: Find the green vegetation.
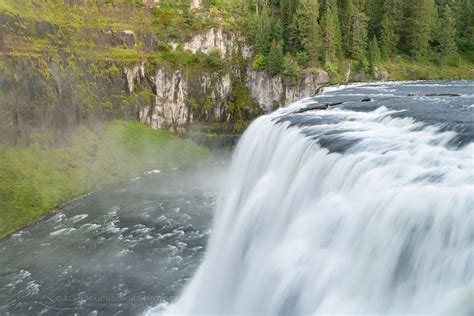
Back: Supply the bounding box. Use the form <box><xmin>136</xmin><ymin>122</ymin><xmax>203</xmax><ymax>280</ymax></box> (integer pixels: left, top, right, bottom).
<box><xmin>379</xmin><ymin>57</ymin><xmax>474</xmax><ymax>80</ymax></box>
<box><xmin>0</xmin><ymin>0</ymin><xmax>227</xmax><ymax>70</ymax></box>
<box><xmin>241</xmin><ymin>0</ymin><xmax>474</xmax><ymax>82</ymax></box>
<box><xmin>0</xmin><ymin>120</ymin><xmax>210</xmax><ymax>239</ymax></box>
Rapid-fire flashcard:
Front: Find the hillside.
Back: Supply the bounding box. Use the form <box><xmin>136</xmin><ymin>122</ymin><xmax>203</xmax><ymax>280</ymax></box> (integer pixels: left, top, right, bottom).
<box><xmin>1</xmin><ymin>0</ymin><xmax>473</xmax><ymax>146</ymax></box>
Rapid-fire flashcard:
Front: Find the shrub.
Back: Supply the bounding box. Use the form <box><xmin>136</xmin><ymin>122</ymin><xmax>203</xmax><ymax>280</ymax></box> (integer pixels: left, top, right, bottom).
<box><xmin>355</xmin><ymin>53</ymin><xmax>369</xmax><ymax>74</ymax></box>
<box><xmin>252</xmin><ymin>54</ymin><xmax>267</xmax><ymax>70</ymax></box>
<box><xmin>282</xmin><ymin>54</ymin><xmax>301</xmax><ymax>86</ymax></box>
<box><xmin>295</xmin><ymin>52</ymin><xmax>309</xmax><ymax>67</ymax></box>
<box><xmin>442</xmin><ymin>52</ymin><xmax>461</xmax><ymax>67</ymax></box>
<box><xmin>324</xmin><ymin>62</ymin><xmax>338</xmax><ymax>78</ymax></box>
<box><xmin>266</xmin><ymin>40</ymin><xmax>284</xmax><ymax>75</ymax></box>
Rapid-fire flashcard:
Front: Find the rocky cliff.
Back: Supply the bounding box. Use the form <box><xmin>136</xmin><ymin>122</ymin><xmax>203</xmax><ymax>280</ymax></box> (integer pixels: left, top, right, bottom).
<box><xmin>0</xmin><ymin>0</ymin><xmax>330</xmax><ymax>146</ymax></box>
<box><xmin>246</xmin><ymin>68</ymin><xmax>330</xmax><ymax>112</ymax></box>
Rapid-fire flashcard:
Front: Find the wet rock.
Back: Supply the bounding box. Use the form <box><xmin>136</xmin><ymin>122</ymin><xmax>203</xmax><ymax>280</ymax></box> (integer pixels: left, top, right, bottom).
<box><xmin>295</xmin><ymin>101</ymin><xmax>344</xmax><ymax>113</ymax></box>
<box><xmin>361</xmin><ymin>97</ymin><xmax>372</xmax><ymax>102</ymax></box>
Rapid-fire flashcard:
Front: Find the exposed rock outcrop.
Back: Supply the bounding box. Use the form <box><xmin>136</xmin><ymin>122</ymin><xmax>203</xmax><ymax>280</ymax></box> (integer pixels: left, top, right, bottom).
<box><xmin>171</xmin><ymin>28</ymin><xmax>252</xmax><ymax>60</ymax></box>
<box><xmin>139</xmin><ymin>66</ymin><xmax>233</xmax><ymax>132</ymax></box>
<box><xmin>285</xmin><ymin>69</ymin><xmax>330</xmax><ymax>104</ymax></box>
<box><xmin>97</xmin><ymin>29</ymin><xmax>136</xmax><ymax>48</ymax></box>
<box><xmin>124</xmin><ymin>62</ymin><xmax>145</xmax><ymax>94</ymax></box>
<box><xmin>141</xmin><ymin>0</ymin><xmax>160</xmax><ymax>7</ymax></box>
<box><xmin>185</xmin><ymin>28</ymin><xmax>229</xmax><ymax>56</ymax></box>
<box><xmin>246</xmin><ymin>69</ymin><xmax>283</xmax><ymax>112</ymax></box>
<box><xmin>190</xmin><ymin>0</ymin><xmax>202</xmax><ymax>10</ymax></box>
<box><xmin>246</xmin><ymin>68</ymin><xmax>330</xmax><ymax>112</ymax></box>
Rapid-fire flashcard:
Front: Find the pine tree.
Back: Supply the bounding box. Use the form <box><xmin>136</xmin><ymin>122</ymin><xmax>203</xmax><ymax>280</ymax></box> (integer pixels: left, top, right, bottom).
<box><xmin>295</xmin><ymin>0</ymin><xmax>321</xmax><ymax>66</ymax></box>
<box><xmin>366</xmin><ymin>0</ymin><xmax>385</xmax><ymax>38</ymax></box>
<box><xmin>438</xmin><ymin>4</ymin><xmax>458</xmax><ymax>60</ymax></box>
<box><xmin>379</xmin><ymin>0</ymin><xmax>403</xmax><ymax>59</ymax></box>
<box><xmin>338</xmin><ymin>0</ymin><xmax>351</xmax><ymax>50</ymax></box>
<box><xmin>348</xmin><ymin>8</ymin><xmax>369</xmax><ymax>58</ymax></box>
<box><xmin>287</xmin><ymin>20</ymin><xmax>302</xmax><ymax>53</ymax></box>
<box><xmin>282</xmin><ymin>53</ymin><xmax>301</xmax><ymax>84</ymax></box>
<box><xmin>280</xmin><ymin>0</ymin><xmax>300</xmax><ymax>50</ymax></box>
<box><xmin>320</xmin><ymin>0</ymin><xmax>343</xmax><ymax>63</ymax></box>
<box><xmin>266</xmin><ymin>40</ymin><xmax>285</xmax><ymax>75</ymax></box>
<box><xmin>253</xmin><ymin>8</ymin><xmax>273</xmax><ymax>54</ymax></box>
<box><xmin>339</xmin><ymin>0</ymin><xmax>369</xmax><ymax>58</ymax></box>
<box><xmin>405</xmin><ymin>0</ymin><xmax>436</xmax><ymax>58</ymax></box>
<box><xmin>368</xmin><ymin>36</ymin><xmax>381</xmax><ymax>73</ymax></box>
<box><xmin>458</xmin><ymin>0</ymin><xmax>473</xmax><ymax>36</ymax></box>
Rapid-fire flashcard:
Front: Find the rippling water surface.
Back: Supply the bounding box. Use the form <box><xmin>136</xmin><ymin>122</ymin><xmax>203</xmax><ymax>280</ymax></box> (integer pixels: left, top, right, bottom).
<box><xmin>0</xmin><ymin>163</ymin><xmax>226</xmax><ymax>314</ymax></box>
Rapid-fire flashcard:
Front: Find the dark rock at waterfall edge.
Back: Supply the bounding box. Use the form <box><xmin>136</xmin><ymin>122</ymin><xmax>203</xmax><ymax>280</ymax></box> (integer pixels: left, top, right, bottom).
<box><xmin>295</xmin><ymin>102</ymin><xmax>344</xmax><ymax>113</ymax></box>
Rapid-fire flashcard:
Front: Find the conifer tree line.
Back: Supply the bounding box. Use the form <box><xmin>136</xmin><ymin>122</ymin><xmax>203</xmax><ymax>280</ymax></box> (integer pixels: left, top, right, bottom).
<box><xmin>242</xmin><ymin>0</ymin><xmax>474</xmax><ymax>78</ymax></box>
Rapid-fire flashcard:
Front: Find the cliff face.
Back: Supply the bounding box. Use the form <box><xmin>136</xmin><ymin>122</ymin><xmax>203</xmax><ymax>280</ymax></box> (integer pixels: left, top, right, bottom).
<box><xmin>246</xmin><ymin>68</ymin><xmax>330</xmax><ymax>112</ymax></box>
<box><xmin>0</xmin><ymin>1</ymin><xmax>330</xmax><ymax>145</ymax></box>
<box><xmin>138</xmin><ymin>68</ymin><xmax>231</xmax><ymax>132</ymax></box>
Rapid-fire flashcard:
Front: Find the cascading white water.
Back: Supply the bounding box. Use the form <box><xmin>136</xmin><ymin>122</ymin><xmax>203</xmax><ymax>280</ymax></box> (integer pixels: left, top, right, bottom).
<box><xmin>149</xmin><ymin>95</ymin><xmax>473</xmax><ymax>315</ymax></box>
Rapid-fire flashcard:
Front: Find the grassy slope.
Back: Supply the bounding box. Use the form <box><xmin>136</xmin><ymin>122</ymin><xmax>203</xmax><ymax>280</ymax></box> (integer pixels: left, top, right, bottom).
<box><xmin>0</xmin><ymin>120</ymin><xmax>210</xmax><ymax>239</ymax></box>
<box><xmin>0</xmin><ymin>0</ymin><xmax>225</xmax><ymax>66</ymax></box>
<box><xmin>379</xmin><ymin>58</ymin><xmax>474</xmax><ymax>81</ymax></box>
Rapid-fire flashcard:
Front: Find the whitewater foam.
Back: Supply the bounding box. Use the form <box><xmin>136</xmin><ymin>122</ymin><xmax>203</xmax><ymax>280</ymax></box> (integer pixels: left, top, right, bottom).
<box><xmin>147</xmin><ymin>87</ymin><xmax>473</xmax><ymax>315</ymax></box>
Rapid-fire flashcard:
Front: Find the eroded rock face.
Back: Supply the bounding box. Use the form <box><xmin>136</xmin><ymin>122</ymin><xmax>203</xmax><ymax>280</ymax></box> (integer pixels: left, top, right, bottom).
<box><xmin>246</xmin><ymin>68</ymin><xmax>283</xmax><ymax>112</ymax></box>
<box><xmin>172</xmin><ymin>28</ymin><xmax>252</xmax><ymax>60</ymax></box>
<box><xmin>124</xmin><ymin>62</ymin><xmax>145</xmax><ymax>94</ymax></box>
<box><xmin>148</xmin><ymin>68</ymin><xmax>189</xmax><ymax>131</ymax></box>
<box><xmin>132</xmin><ymin>30</ymin><xmax>329</xmax><ymax>131</ymax></box>
<box><xmin>285</xmin><ymin>69</ymin><xmax>330</xmax><ymax>104</ymax></box>
<box><xmin>184</xmin><ymin>28</ymin><xmax>229</xmax><ymax>55</ymax></box>
<box><xmin>139</xmin><ymin>66</ymin><xmax>233</xmax><ymax>132</ymax></box>
<box><xmin>246</xmin><ymin>68</ymin><xmax>330</xmax><ymax>112</ymax></box>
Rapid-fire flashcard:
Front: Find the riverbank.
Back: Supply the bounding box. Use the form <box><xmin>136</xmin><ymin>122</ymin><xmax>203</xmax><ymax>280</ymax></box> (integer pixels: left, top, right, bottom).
<box><xmin>0</xmin><ymin>120</ymin><xmax>210</xmax><ymax>240</ymax></box>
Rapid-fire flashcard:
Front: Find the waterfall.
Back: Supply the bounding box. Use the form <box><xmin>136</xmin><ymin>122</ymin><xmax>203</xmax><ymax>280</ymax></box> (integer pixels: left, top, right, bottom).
<box><xmin>149</xmin><ymin>93</ymin><xmax>473</xmax><ymax>315</ymax></box>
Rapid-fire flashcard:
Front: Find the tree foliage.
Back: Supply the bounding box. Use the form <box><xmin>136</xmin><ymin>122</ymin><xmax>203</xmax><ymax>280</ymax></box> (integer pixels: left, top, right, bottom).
<box><xmin>295</xmin><ymin>0</ymin><xmax>321</xmax><ymax>66</ymax></box>
<box><xmin>241</xmin><ymin>0</ymin><xmax>472</xmax><ymax>75</ymax></box>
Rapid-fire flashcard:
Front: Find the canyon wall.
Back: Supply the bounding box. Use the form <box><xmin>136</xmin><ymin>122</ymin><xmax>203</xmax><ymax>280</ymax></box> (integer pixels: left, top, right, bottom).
<box><xmin>0</xmin><ymin>1</ymin><xmax>330</xmax><ymax>145</ymax></box>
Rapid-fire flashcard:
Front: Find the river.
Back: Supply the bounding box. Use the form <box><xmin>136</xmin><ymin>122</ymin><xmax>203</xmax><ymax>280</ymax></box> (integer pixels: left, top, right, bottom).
<box><xmin>1</xmin><ymin>80</ymin><xmax>473</xmax><ymax>315</ymax></box>
<box><xmin>0</xmin><ymin>162</ymin><xmax>227</xmax><ymax>314</ymax></box>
